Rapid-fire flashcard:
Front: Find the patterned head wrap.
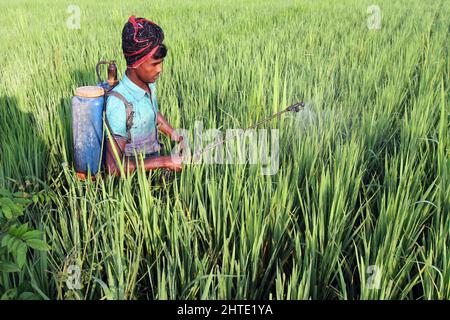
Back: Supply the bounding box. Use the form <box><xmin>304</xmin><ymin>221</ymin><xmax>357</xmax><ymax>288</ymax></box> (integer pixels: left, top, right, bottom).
<box><xmin>122</xmin><ymin>15</ymin><xmax>164</xmax><ymax>68</ymax></box>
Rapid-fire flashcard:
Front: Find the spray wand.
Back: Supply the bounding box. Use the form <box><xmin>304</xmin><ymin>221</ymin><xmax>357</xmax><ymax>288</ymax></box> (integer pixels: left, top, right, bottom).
<box><xmin>179</xmin><ymin>101</ymin><xmax>306</xmax><ymax>162</ymax></box>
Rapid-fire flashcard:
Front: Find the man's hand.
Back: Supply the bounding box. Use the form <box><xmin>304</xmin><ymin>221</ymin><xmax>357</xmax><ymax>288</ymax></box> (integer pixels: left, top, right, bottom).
<box><xmin>167</xmin><ymin>155</ymin><xmax>183</xmax><ymax>172</ymax></box>
<box><xmin>170</xmin><ymin>132</ymin><xmax>184</xmax><ymax>142</ymax></box>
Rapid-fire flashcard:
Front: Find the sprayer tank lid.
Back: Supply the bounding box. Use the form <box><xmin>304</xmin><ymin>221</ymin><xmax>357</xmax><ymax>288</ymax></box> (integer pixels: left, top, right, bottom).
<box><xmin>75</xmin><ymin>86</ymin><xmax>105</xmax><ymax>98</ymax></box>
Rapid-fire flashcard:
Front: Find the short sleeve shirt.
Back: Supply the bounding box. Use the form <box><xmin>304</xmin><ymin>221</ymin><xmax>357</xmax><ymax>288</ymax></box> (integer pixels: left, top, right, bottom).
<box><xmin>105</xmin><ymin>72</ymin><xmax>161</xmax><ymax>157</ymax></box>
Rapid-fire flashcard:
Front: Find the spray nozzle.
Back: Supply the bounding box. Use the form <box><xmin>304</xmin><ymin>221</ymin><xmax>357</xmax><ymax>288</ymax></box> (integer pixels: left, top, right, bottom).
<box><xmin>286</xmin><ymin>101</ymin><xmax>305</xmax><ymax>113</ymax></box>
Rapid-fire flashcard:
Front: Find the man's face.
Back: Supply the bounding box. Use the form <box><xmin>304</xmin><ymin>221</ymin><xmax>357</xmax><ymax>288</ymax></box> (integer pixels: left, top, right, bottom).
<box><xmin>136</xmin><ymin>56</ymin><xmax>164</xmax><ymax>84</ymax></box>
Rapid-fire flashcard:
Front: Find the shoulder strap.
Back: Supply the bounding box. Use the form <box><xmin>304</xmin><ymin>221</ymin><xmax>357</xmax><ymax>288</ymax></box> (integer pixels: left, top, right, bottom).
<box><xmin>106</xmin><ymin>91</ymin><xmax>134</xmax><ymax>143</ymax></box>
<box><xmin>103</xmin><ymin>105</ymin><xmax>125</xmax><ymax>156</ymax></box>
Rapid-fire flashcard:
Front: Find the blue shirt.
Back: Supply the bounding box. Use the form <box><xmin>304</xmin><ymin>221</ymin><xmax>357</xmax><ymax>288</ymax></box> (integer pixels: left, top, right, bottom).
<box><xmin>106</xmin><ymin>73</ymin><xmax>160</xmax><ymax>157</ymax></box>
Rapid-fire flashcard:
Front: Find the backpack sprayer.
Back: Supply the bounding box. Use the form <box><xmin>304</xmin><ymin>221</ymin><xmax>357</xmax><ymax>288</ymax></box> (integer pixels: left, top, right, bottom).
<box><xmin>71</xmin><ymin>61</ymin><xmax>118</xmax><ymax>180</ymax></box>
<box><xmin>71</xmin><ymin>60</ymin><xmax>305</xmax><ymax>180</ymax></box>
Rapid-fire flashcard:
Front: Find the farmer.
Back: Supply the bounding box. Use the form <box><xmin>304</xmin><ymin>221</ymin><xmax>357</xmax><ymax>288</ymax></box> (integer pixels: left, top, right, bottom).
<box><xmin>105</xmin><ymin>16</ymin><xmax>184</xmax><ymax>176</ymax></box>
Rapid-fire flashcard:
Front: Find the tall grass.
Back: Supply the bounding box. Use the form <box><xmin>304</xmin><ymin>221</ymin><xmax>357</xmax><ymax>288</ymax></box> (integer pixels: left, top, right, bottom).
<box><xmin>0</xmin><ymin>0</ymin><xmax>448</xmax><ymax>299</ymax></box>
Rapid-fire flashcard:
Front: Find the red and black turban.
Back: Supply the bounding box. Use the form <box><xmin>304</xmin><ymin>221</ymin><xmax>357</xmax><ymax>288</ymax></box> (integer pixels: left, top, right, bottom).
<box><xmin>122</xmin><ymin>15</ymin><xmax>164</xmax><ymax>68</ymax></box>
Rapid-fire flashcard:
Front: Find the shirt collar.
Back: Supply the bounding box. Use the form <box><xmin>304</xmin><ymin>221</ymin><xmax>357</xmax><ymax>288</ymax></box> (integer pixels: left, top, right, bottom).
<box><xmin>121</xmin><ymin>72</ymin><xmax>152</xmax><ymax>100</ymax></box>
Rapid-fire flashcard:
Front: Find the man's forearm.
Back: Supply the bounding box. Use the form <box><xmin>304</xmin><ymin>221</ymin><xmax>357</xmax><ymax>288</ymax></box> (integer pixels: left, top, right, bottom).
<box><xmin>157</xmin><ymin>112</ymin><xmax>177</xmax><ymax>139</ymax></box>
<box><xmin>106</xmin><ymin>136</ymin><xmax>179</xmax><ymax>175</ymax></box>
<box><xmin>108</xmin><ymin>155</ymin><xmax>178</xmax><ymax>176</ymax></box>
<box><xmin>123</xmin><ymin>156</ymin><xmax>177</xmax><ymax>172</ymax></box>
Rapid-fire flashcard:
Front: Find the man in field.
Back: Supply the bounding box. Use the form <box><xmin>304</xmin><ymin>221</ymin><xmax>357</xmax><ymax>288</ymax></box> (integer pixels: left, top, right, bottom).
<box><xmin>105</xmin><ymin>15</ymin><xmax>183</xmax><ymax>176</ymax></box>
